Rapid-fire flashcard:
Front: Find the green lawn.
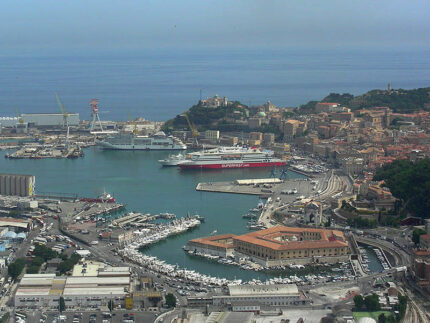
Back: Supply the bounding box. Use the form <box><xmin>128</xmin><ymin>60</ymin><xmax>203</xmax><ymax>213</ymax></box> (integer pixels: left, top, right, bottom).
<box><xmin>353</xmin><ymin>311</ymin><xmax>393</xmax><ymax>320</ymax></box>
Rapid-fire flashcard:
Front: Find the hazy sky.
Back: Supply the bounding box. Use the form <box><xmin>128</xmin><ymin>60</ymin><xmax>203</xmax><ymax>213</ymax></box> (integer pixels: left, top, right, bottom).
<box><xmin>0</xmin><ymin>0</ymin><xmax>429</xmax><ymax>51</ymax></box>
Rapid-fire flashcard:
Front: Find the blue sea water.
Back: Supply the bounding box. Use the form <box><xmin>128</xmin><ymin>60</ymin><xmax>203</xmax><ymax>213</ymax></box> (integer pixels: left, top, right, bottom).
<box><xmin>1</xmin><ymin>47</ymin><xmax>429</xmax><ymax>121</ymax></box>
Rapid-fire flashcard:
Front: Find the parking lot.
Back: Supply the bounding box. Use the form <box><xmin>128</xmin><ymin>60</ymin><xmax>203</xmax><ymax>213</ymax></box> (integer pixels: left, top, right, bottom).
<box><xmin>15</xmin><ymin>310</ymin><xmax>157</xmax><ymax>323</ymax></box>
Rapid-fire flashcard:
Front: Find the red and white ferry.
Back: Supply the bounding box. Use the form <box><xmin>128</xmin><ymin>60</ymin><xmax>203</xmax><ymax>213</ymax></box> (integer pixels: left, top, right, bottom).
<box><xmin>179</xmin><ymin>146</ymin><xmax>286</xmax><ymax>170</ymax></box>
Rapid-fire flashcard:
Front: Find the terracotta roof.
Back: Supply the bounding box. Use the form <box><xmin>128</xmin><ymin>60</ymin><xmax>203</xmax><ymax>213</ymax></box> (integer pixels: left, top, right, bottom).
<box><xmin>189</xmin><ymin>233</ymin><xmax>235</xmax><ymax>249</ymax></box>
<box><xmin>413</xmin><ymin>250</ymin><xmax>430</xmax><ymax>257</ymax></box>
<box><xmin>420</xmin><ymin>234</ymin><xmax>430</xmax><ymax>242</ymax></box>
<box><xmin>232</xmin><ymin>226</ymin><xmax>347</xmax><ymax>251</ymax></box>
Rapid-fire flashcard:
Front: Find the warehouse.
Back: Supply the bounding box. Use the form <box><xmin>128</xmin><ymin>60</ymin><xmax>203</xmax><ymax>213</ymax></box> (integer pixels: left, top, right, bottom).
<box><xmin>0</xmin><ymin>217</ymin><xmax>33</xmax><ymax>232</ymax></box>
<box><xmin>0</xmin><ymin>174</ymin><xmax>35</xmax><ymax>197</ymax></box>
<box><xmin>21</xmin><ymin>113</ymin><xmax>80</xmax><ymax>127</ymax></box>
<box><xmin>0</xmin><ymin>117</ymin><xmax>19</xmax><ymax>127</ymax></box>
<box><xmin>15</xmin><ymin>262</ymin><xmax>132</xmax><ymax>310</ymax></box>
<box><xmin>212</xmin><ymin>284</ymin><xmax>308</xmax><ymax>307</ymax></box>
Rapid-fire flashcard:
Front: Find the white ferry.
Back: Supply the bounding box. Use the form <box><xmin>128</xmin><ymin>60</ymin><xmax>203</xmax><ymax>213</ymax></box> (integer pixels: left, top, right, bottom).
<box><xmin>158</xmin><ymin>153</ymin><xmax>186</xmax><ymax>166</ymax></box>
<box><xmin>179</xmin><ymin>146</ymin><xmax>285</xmax><ymax>170</ymax></box>
<box><xmin>97</xmin><ymin>131</ymin><xmax>186</xmax><ymax>150</ymax></box>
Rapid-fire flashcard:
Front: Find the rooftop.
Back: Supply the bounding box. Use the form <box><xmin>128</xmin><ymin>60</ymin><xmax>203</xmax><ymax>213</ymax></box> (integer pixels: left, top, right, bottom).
<box><xmin>228</xmin><ymin>283</ymin><xmax>299</xmax><ymax>296</ymax></box>
<box><xmin>233</xmin><ymin>226</ymin><xmax>348</xmax><ymax>251</ymax></box>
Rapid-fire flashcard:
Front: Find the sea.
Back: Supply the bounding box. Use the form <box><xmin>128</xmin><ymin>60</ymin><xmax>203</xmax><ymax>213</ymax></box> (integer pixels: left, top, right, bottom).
<box><xmin>1</xmin><ymin>47</ymin><xmax>430</xmax><ymax>121</ymax></box>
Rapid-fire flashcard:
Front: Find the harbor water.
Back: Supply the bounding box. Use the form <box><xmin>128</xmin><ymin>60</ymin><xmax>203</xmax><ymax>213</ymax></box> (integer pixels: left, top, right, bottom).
<box><xmin>0</xmin><ymin>147</ymin><xmax>384</xmax><ymax>280</ymax></box>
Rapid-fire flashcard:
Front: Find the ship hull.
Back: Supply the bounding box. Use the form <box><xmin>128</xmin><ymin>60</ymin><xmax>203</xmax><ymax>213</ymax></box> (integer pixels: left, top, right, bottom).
<box><xmin>179</xmin><ymin>161</ymin><xmax>286</xmax><ymax>170</ymax></box>
<box><xmin>98</xmin><ymin>142</ymin><xmax>186</xmax><ymax>150</ymax></box>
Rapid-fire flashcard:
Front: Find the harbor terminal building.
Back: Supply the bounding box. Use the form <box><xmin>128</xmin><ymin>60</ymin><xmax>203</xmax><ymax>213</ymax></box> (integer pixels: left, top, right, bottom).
<box><xmin>186</xmin><ymin>226</ymin><xmax>349</xmax><ymax>266</ymax></box>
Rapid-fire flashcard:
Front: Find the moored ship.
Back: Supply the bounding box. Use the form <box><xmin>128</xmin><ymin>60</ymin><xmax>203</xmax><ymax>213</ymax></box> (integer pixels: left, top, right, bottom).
<box><xmin>158</xmin><ymin>153</ymin><xmax>186</xmax><ymax>166</ymax></box>
<box><xmin>97</xmin><ymin>131</ymin><xmax>186</xmax><ymax>150</ymax></box>
<box><xmin>179</xmin><ymin>146</ymin><xmax>285</xmax><ymax>170</ymax></box>
<box><xmin>79</xmin><ymin>192</ymin><xmax>115</xmax><ymax>203</ymax></box>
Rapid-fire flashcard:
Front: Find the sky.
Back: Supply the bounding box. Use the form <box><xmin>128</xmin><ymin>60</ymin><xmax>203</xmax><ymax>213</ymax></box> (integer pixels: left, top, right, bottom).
<box><xmin>0</xmin><ymin>0</ymin><xmax>429</xmax><ymax>52</ymax></box>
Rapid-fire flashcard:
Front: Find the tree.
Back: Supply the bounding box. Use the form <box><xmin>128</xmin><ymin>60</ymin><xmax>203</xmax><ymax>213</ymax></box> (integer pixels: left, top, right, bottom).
<box><xmin>378</xmin><ymin>313</ymin><xmax>386</xmax><ymax>323</ymax></box>
<box><xmin>412</xmin><ymin>228</ymin><xmax>426</xmax><ymax>245</ymax></box>
<box><xmin>108</xmin><ymin>299</ymin><xmax>114</xmax><ymax>312</ymax></box>
<box><xmin>353</xmin><ymin>294</ymin><xmax>364</xmax><ymax>310</ymax></box>
<box><xmin>59</xmin><ymin>296</ymin><xmax>66</xmax><ymax>312</ymax></box>
<box><xmin>364</xmin><ymin>294</ymin><xmax>381</xmax><ymax>311</ymax></box>
<box><xmin>165</xmin><ymin>293</ymin><xmax>176</xmax><ymax>308</ymax></box>
<box><xmin>8</xmin><ymin>258</ymin><xmax>26</xmax><ymax>280</ymax></box>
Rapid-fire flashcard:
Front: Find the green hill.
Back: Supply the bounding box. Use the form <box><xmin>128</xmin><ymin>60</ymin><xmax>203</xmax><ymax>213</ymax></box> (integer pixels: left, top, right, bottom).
<box><xmin>162</xmin><ymin>101</ymin><xmax>249</xmax><ymax>132</ymax></box>
<box><xmin>301</xmin><ymin>87</ymin><xmax>430</xmax><ymax>112</ymax></box>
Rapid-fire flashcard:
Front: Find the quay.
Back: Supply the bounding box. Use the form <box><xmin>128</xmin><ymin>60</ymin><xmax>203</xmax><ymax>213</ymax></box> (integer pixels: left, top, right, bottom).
<box><xmin>111</xmin><ymin>212</ymin><xmax>173</xmax><ymax>227</ymax></box>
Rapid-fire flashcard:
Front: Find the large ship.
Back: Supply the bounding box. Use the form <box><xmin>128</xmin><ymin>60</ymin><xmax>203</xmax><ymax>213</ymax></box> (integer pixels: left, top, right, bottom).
<box><xmin>97</xmin><ymin>131</ymin><xmax>186</xmax><ymax>150</ymax></box>
<box><xmin>179</xmin><ymin>146</ymin><xmax>286</xmax><ymax>169</ymax></box>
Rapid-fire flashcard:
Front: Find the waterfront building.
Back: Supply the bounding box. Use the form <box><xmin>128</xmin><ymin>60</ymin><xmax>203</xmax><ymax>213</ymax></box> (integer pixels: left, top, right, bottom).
<box><xmin>212</xmin><ymin>284</ymin><xmax>308</xmax><ymax>307</ymax></box>
<box><xmin>21</xmin><ymin>113</ymin><xmax>80</xmax><ymax>127</ymax></box>
<box><xmin>187</xmin><ymin>226</ymin><xmax>349</xmax><ymax>266</ymax></box>
<box><xmin>0</xmin><ymin>174</ymin><xmax>35</xmax><ymax>197</ymax></box>
<box><xmin>186</xmin><ymin>234</ymin><xmax>236</xmax><ymax>258</ymax></box>
<box><xmin>233</xmin><ymin>226</ymin><xmax>349</xmax><ymax>266</ymax></box>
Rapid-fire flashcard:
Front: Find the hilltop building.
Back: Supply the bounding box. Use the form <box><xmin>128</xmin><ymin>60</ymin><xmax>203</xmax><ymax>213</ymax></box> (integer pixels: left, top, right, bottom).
<box><xmin>200</xmin><ymin>95</ymin><xmax>229</xmax><ymax>108</ymax></box>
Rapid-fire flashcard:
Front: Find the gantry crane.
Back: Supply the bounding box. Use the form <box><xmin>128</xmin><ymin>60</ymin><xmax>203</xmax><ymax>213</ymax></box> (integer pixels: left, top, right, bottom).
<box><xmin>14</xmin><ymin>106</ymin><xmax>24</xmax><ymax>124</ymax></box>
<box><xmin>128</xmin><ymin>112</ymin><xmax>138</xmax><ymax>134</ymax></box>
<box><xmin>55</xmin><ymin>93</ymin><xmax>69</xmax><ymax>128</ymax></box>
<box><xmin>182</xmin><ymin>113</ymin><xmax>199</xmax><ymax>144</ymax></box>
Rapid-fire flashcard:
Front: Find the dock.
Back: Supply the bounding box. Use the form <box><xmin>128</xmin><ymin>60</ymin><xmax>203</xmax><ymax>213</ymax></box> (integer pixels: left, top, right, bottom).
<box><xmin>196</xmin><ymin>181</ymin><xmax>270</xmax><ymax>197</ymax></box>
<box><xmin>112</xmin><ymin>212</ymin><xmax>176</xmax><ymax>227</ymax></box>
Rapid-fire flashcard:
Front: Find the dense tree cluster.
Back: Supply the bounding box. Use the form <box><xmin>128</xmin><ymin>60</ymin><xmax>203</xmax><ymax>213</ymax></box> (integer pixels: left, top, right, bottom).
<box><xmin>322</xmin><ymin>87</ymin><xmax>430</xmax><ymax>112</ymax></box>
<box><xmin>347</xmin><ymin>216</ymin><xmax>377</xmax><ymax>229</ymax></box>
<box><xmin>374</xmin><ymin>159</ymin><xmax>430</xmax><ymax>219</ymax></box>
<box><xmin>57</xmin><ymin>253</ymin><xmax>80</xmax><ymax>274</ymax></box>
<box><xmin>300</xmin><ymin>87</ymin><xmax>430</xmax><ymax>113</ymax></box>
<box><xmin>8</xmin><ymin>258</ymin><xmax>26</xmax><ymax>280</ymax></box>
<box><xmin>163</xmin><ymin>101</ymin><xmax>248</xmax><ymax>132</ymax></box>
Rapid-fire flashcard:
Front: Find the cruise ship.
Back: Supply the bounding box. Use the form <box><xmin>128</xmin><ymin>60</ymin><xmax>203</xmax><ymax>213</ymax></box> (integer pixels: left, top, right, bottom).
<box><xmin>179</xmin><ymin>146</ymin><xmax>286</xmax><ymax>169</ymax></box>
<box><xmin>97</xmin><ymin>131</ymin><xmax>187</xmax><ymax>150</ymax></box>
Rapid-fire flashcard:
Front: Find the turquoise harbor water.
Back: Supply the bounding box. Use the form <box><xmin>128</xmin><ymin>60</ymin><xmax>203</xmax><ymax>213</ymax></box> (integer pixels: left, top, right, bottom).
<box><xmin>0</xmin><ymin>147</ymin><xmax>311</xmax><ymax>280</ymax></box>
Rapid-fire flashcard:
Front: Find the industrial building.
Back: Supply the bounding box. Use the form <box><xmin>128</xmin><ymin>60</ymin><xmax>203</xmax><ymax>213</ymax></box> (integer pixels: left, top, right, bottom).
<box><xmin>212</xmin><ymin>284</ymin><xmax>308</xmax><ymax>307</ymax></box>
<box><xmin>15</xmin><ymin>261</ymin><xmax>132</xmax><ymax>310</ymax></box>
<box><xmin>0</xmin><ymin>117</ymin><xmax>19</xmax><ymax>127</ymax></box>
<box><xmin>0</xmin><ymin>217</ymin><xmax>33</xmax><ymax>232</ymax></box>
<box><xmin>0</xmin><ymin>174</ymin><xmax>35</xmax><ymax>197</ymax></box>
<box><xmin>21</xmin><ymin>113</ymin><xmax>80</xmax><ymax>127</ymax></box>
<box><xmin>187</xmin><ymin>226</ymin><xmax>349</xmax><ymax>266</ymax></box>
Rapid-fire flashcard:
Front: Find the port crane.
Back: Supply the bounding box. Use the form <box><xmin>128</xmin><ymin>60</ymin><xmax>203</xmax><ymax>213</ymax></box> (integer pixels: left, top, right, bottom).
<box><xmin>89</xmin><ymin>98</ymin><xmax>104</xmax><ymax>132</ymax></box>
<box><xmin>14</xmin><ymin>106</ymin><xmax>24</xmax><ymax>124</ymax></box>
<box><xmin>128</xmin><ymin>112</ymin><xmax>139</xmax><ymax>134</ymax></box>
<box><xmin>182</xmin><ymin>113</ymin><xmax>199</xmax><ymax>145</ymax></box>
<box><xmin>55</xmin><ymin>93</ymin><xmax>69</xmax><ymax>128</ymax></box>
